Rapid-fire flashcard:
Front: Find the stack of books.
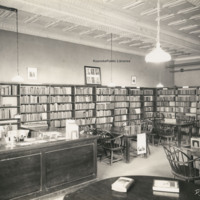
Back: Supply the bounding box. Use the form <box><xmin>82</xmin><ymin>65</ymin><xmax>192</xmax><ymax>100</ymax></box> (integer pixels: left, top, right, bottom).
<box><xmin>111</xmin><ymin>177</ymin><xmax>134</xmax><ymax>192</ymax></box>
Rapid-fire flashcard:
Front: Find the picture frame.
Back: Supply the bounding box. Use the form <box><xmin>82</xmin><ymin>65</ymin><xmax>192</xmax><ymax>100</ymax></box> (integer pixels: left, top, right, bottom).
<box><xmin>84</xmin><ymin>66</ymin><xmax>101</xmax><ymax>85</ymax></box>
<box><xmin>28</xmin><ymin>67</ymin><xmax>37</xmax><ymax>80</ymax></box>
<box><xmin>131</xmin><ymin>76</ymin><xmax>136</xmax><ymax>85</ymax></box>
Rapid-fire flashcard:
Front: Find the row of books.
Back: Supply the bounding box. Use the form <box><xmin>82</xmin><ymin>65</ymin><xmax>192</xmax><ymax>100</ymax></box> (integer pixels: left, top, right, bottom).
<box><xmin>21</xmin><ymin>113</ymin><xmax>47</xmax><ymax>122</ymax></box>
<box><xmin>176</xmin><ymin>96</ymin><xmax>196</xmax><ymax>101</ymax></box>
<box><xmin>0</xmin><ymin>108</ymin><xmax>16</xmax><ymax>119</ymax></box>
<box><xmin>50</xmin><ymin>119</ymin><xmax>66</xmax><ymax>128</ymax></box>
<box><xmin>161</xmin><ymin>113</ymin><xmax>176</xmax><ymax>118</ymax></box>
<box><xmin>21</xmin><ymin>104</ymin><xmax>47</xmax><ymax>113</ymax></box>
<box><xmin>20</xmin><ymin>96</ymin><xmax>48</xmax><ymax>104</ymax></box>
<box><xmin>96</xmin><ymin>88</ymin><xmax>115</xmax><ymax>95</ymax></box>
<box><xmin>144</xmin><ymin>107</ymin><xmax>154</xmax><ymax>112</ymax></box>
<box><xmin>157</xmin><ymin>96</ymin><xmax>175</xmax><ymax>101</ymax></box>
<box><xmin>114</xmin><ymin>108</ymin><xmax>128</xmax><ymax>115</ymax></box>
<box><xmin>75</xmin><ymin>110</ymin><xmax>94</xmax><ymax>118</ymax></box>
<box><xmin>50</xmin><ymin>111</ymin><xmax>72</xmax><ymax>119</ymax></box>
<box><xmin>144</xmin><ymin>112</ymin><xmax>154</xmax><ymax>118</ymax></box>
<box><xmin>75</xmin><ymin>103</ymin><xmax>95</xmax><ymax>110</ymax></box>
<box><xmin>157</xmin><ymin>89</ymin><xmax>176</xmax><ymax>95</ymax></box>
<box><xmin>115</xmin><ymin>96</ymin><xmax>129</xmax><ymax>101</ymax></box>
<box><xmin>50</xmin><ymin>96</ymin><xmax>72</xmax><ymax>103</ymax></box>
<box><xmin>144</xmin><ymin>102</ymin><xmax>154</xmax><ymax>106</ymax></box>
<box><xmin>75</xmin><ymin>96</ymin><xmax>93</xmax><ymax>102</ymax></box>
<box><xmin>96</xmin><ymin>123</ymin><xmax>112</xmax><ymax>130</ymax></box>
<box><xmin>177</xmin><ymin>89</ymin><xmax>196</xmax><ymax>95</ymax></box>
<box><xmin>115</xmin><ymin>102</ymin><xmax>129</xmax><ymax>108</ymax></box>
<box><xmin>114</xmin><ymin>115</ymin><xmax>127</xmax><ymax>121</ymax></box>
<box><xmin>130</xmin><ymin>102</ymin><xmax>141</xmax><ymax>108</ymax></box>
<box><xmin>129</xmin><ymin>96</ymin><xmax>140</xmax><ymax>101</ymax></box>
<box><xmin>96</xmin><ymin>103</ymin><xmax>115</xmax><ymax>110</ymax></box>
<box><xmin>129</xmin><ymin>89</ymin><xmax>142</xmax><ymax>95</ymax></box>
<box><xmin>75</xmin><ymin>117</ymin><xmax>96</xmax><ymax>125</ymax></box>
<box><xmin>21</xmin><ymin>86</ymin><xmax>49</xmax><ymax>95</ymax></box>
<box><xmin>75</xmin><ymin>87</ymin><xmax>93</xmax><ymax>95</ymax></box>
<box><xmin>96</xmin><ymin>95</ymin><xmax>115</xmax><ymax>101</ymax></box>
<box><xmin>157</xmin><ymin>107</ymin><xmax>176</xmax><ymax>112</ymax></box>
<box><xmin>143</xmin><ymin>90</ymin><xmax>154</xmax><ymax>95</ymax></box>
<box><xmin>96</xmin><ymin>117</ymin><xmax>113</xmax><ymax>124</ymax></box>
<box><xmin>96</xmin><ymin>110</ymin><xmax>112</xmax><ymax>117</ymax></box>
<box><xmin>50</xmin><ymin>103</ymin><xmax>72</xmax><ymax>111</ymax></box>
<box><xmin>157</xmin><ymin>102</ymin><xmax>175</xmax><ymax>106</ymax></box>
<box><xmin>50</xmin><ymin>87</ymin><xmax>71</xmax><ymax>95</ymax></box>
<box><xmin>144</xmin><ymin>96</ymin><xmax>154</xmax><ymax>101</ymax></box>
<box><xmin>0</xmin><ymin>85</ymin><xmax>18</xmax><ymax>95</ymax></box>
<box><xmin>176</xmin><ymin>102</ymin><xmax>196</xmax><ymax>107</ymax></box>
<box><xmin>176</xmin><ymin>107</ymin><xmax>196</xmax><ymax>113</ymax></box>
<box><xmin>114</xmin><ymin>121</ymin><xmax>128</xmax><ymax>127</ymax></box>
<box><xmin>129</xmin><ymin>115</ymin><xmax>141</xmax><ymax>120</ymax></box>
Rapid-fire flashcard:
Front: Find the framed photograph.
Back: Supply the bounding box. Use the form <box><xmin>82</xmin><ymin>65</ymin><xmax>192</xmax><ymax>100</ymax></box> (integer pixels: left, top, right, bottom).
<box><xmin>84</xmin><ymin>66</ymin><xmax>101</xmax><ymax>85</ymax></box>
<box><xmin>131</xmin><ymin>76</ymin><xmax>136</xmax><ymax>85</ymax></box>
<box><xmin>28</xmin><ymin>67</ymin><xmax>37</xmax><ymax>80</ymax></box>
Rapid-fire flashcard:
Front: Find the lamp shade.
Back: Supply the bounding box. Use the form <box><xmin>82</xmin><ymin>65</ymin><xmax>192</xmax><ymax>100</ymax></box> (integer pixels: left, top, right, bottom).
<box><xmin>145</xmin><ymin>42</ymin><xmax>171</xmax><ymax>63</ymax></box>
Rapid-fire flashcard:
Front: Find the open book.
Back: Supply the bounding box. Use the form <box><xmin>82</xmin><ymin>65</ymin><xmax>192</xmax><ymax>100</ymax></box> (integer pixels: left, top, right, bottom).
<box><xmin>111</xmin><ymin>177</ymin><xmax>134</xmax><ymax>192</ymax></box>
<box><xmin>153</xmin><ymin>179</ymin><xmax>179</xmax><ymax>193</ymax></box>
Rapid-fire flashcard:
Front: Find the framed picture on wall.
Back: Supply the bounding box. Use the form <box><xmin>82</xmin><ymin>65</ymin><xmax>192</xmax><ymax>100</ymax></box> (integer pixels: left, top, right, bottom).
<box><xmin>131</xmin><ymin>76</ymin><xmax>136</xmax><ymax>85</ymax></box>
<box><xmin>84</xmin><ymin>66</ymin><xmax>101</xmax><ymax>85</ymax></box>
<box><xmin>28</xmin><ymin>67</ymin><xmax>37</xmax><ymax>80</ymax></box>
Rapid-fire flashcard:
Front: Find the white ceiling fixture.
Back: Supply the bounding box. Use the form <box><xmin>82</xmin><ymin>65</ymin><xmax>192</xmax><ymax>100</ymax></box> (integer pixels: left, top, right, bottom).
<box><xmin>145</xmin><ymin>0</ymin><xmax>171</xmax><ymax>63</ymax></box>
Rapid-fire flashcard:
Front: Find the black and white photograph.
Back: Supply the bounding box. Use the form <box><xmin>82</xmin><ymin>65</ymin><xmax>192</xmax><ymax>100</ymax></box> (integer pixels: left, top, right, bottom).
<box><xmin>0</xmin><ymin>0</ymin><xmax>200</xmax><ymax>200</ymax></box>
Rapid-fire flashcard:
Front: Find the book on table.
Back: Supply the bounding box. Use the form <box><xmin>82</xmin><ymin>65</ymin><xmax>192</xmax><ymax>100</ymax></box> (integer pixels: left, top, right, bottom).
<box><xmin>152</xmin><ymin>179</ymin><xmax>179</xmax><ymax>193</ymax></box>
<box><xmin>111</xmin><ymin>177</ymin><xmax>134</xmax><ymax>192</ymax></box>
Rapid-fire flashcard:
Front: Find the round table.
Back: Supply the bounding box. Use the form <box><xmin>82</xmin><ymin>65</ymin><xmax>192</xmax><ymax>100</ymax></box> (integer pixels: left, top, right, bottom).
<box><xmin>63</xmin><ymin>175</ymin><xmax>200</xmax><ymax>200</ymax></box>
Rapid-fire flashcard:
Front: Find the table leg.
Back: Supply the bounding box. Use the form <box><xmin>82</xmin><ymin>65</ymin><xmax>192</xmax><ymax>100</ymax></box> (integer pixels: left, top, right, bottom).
<box><xmin>177</xmin><ymin>126</ymin><xmax>181</xmax><ymax>147</ymax></box>
<box><xmin>125</xmin><ymin>137</ymin><xmax>130</xmax><ymax>163</ymax></box>
<box><xmin>188</xmin><ymin>125</ymin><xmax>192</xmax><ymax>145</ymax></box>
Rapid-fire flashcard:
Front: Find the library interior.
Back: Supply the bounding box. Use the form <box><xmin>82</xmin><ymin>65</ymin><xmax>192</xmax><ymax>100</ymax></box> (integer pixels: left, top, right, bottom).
<box><xmin>0</xmin><ymin>0</ymin><xmax>200</xmax><ymax>200</ymax></box>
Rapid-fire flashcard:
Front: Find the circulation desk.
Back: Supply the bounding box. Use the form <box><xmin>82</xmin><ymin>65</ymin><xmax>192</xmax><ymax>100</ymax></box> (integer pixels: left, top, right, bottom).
<box><xmin>0</xmin><ymin>131</ymin><xmax>97</xmax><ymax>200</ymax></box>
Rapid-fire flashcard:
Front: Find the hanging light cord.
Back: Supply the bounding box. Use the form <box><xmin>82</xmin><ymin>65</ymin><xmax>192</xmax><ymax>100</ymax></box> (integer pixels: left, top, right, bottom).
<box><xmin>157</xmin><ymin>0</ymin><xmax>160</xmax><ymax>45</ymax></box>
<box><xmin>16</xmin><ymin>10</ymin><xmax>19</xmax><ymax>76</ymax></box>
<box><xmin>110</xmin><ymin>33</ymin><xmax>113</xmax><ymax>83</ymax></box>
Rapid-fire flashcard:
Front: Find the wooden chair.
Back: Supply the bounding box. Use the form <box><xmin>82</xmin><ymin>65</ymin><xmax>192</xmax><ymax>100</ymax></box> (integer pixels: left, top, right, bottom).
<box><xmin>102</xmin><ymin>133</ymin><xmax>124</xmax><ymax>165</ymax></box>
<box><xmin>92</xmin><ymin>128</ymin><xmax>113</xmax><ymax>161</ymax></box>
<box><xmin>163</xmin><ymin>145</ymin><xmax>200</xmax><ymax>182</ymax></box>
<box><xmin>141</xmin><ymin>119</ymin><xmax>156</xmax><ymax>146</ymax></box>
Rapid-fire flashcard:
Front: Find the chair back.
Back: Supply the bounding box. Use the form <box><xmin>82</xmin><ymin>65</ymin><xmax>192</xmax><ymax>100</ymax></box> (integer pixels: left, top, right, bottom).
<box><xmin>141</xmin><ymin>120</ymin><xmax>153</xmax><ymax>133</ymax></box>
<box><xmin>103</xmin><ymin>134</ymin><xmax>124</xmax><ymax>150</ymax></box>
<box><xmin>163</xmin><ymin>145</ymin><xmax>200</xmax><ymax>182</ymax></box>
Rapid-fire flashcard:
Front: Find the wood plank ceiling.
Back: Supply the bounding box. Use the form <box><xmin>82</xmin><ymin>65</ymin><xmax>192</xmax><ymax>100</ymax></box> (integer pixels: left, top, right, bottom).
<box><xmin>0</xmin><ymin>0</ymin><xmax>200</xmax><ymax>62</ymax></box>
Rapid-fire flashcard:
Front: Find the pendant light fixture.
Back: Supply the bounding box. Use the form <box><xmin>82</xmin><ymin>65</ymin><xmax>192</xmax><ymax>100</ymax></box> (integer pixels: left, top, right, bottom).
<box><xmin>108</xmin><ymin>33</ymin><xmax>115</xmax><ymax>87</ymax></box>
<box><xmin>145</xmin><ymin>0</ymin><xmax>171</xmax><ymax>63</ymax></box>
<box><xmin>12</xmin><ymin>9</ymin><xmax>24</xmax><ymax>82</ymax></box>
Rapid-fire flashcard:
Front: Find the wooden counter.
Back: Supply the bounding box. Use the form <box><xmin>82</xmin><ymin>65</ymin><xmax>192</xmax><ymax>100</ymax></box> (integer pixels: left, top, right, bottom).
<box><xmin>0</xmin><ymin>134</ymin><xmax>97</xmax><ymax>200</ymax></box>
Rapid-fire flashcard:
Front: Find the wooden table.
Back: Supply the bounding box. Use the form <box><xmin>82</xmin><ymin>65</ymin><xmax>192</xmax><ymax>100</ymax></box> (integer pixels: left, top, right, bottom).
<box><xmin>64</xmin><ymin>175</ymin><xmax>200</xmax><ymax>200</ymax></box>
<box><xmin>160</xmin><ymin>122</ymin><xmax>194</xmax><ymax>147</ymax></box>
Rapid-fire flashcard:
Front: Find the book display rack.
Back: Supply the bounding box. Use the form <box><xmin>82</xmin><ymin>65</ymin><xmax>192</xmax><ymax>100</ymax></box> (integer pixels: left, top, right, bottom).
<box><xmin>0</xmin><ymin>84</ymin><xmax>19</xmax><ymax>129</ymax></box>
<box><xmin>1</xmin><ymin>83</ymin><xmax>200</xmax><ymax>135</ymax></box>
<box><xmin>142</xmin><ymin>88</ymin><xmax>155</xmax><ymax>120</ymax></box>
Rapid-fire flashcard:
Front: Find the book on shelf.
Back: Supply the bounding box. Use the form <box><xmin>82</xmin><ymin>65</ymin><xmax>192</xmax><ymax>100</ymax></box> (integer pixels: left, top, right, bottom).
<box><xmin>111</xmin><ymin>177</ymin><xmax>134</xmax><ymax>192</ymax></box>
<box><xmin>152</xmin><ymin>179</ymin><xmax>179</xmax><ymax>193</ymax></box>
